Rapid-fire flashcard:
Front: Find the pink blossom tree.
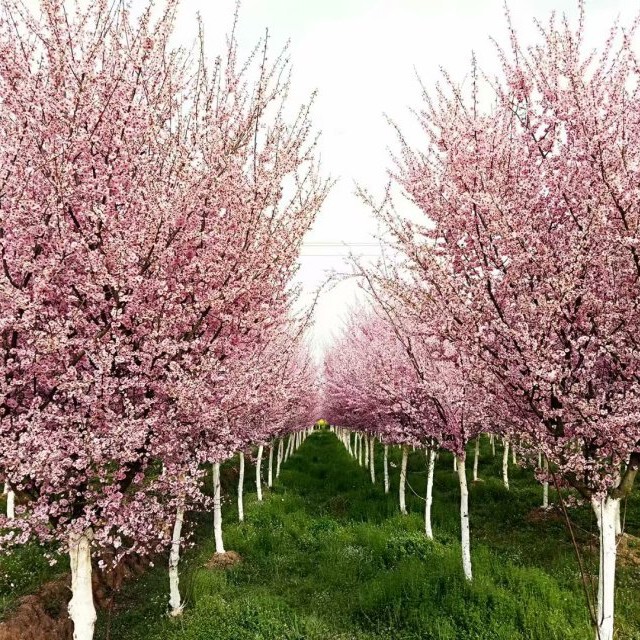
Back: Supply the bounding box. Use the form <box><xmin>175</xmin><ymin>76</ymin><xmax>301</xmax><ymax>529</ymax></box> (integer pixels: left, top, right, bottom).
<box><xmin>380</xmin><ymin>6</ymin><xmax>640</xmax><ymax>638</ymax></box>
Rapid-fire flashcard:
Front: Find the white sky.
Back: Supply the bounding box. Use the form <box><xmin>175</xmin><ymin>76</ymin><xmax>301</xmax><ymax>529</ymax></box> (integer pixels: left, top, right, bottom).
<box><xmin>142</xmin><ymin>1</ymin><xmax>638</xmax><ymax>355</ymax></box>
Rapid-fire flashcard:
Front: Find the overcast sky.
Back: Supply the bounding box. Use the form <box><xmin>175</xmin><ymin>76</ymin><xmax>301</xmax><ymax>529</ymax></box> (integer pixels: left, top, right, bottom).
<box><xmin>165</xmin><ymin>0</ymin><xmax>636</xmax><ymax>356</ymax></box>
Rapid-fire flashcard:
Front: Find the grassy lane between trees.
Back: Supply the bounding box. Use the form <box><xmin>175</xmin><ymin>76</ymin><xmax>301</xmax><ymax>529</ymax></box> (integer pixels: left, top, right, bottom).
<box><xmin>81</xmin><ymin>430</ymin><xmax>639</xmax><ymax>640</ymax></box>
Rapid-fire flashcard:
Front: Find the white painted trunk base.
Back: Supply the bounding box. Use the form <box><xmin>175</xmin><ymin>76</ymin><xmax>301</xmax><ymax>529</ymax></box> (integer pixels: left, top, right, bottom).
<box><xmin>276</xmin><ymin>439</ymin><xmax>284</xmax><ymax>478</ymax></box>
<box><xmin>212</xmin><ymin>463</ymin><xmax>225</xmax><ymax>554</ymax></box>
<box><xmin>542</xmin><ymin>456</ymin><xmax>549</xmax><ymax>509</ymax></box>
<box><xmin>364</xmin><ymin>435</ymin><xmax>370</xmax><ymax>468</ymax></box>
<box><xmin>6</xmin><ymin>489</ymin><xmax>15</xmax><ymax>519</ymax></box>
<box><xmin>268</xmin><ymin>444</ymin><xmax>274</xmax><ymax>488</ymax></box>
<box><xmin>456</xmin><ymin>456</ymin><xmax>473</xmax><ymax>581</ymax></box>
<box><xmin>502</xmin><ymin>441</ymin><xmax>510</xmax><ymax>490</ymax></box>
<box><xmin>256</xmin><ymin>445</ymin><xmax>264</xmax><ymax>502</ymax></box>
<box><xmin>425</xmin><ymin>448</ymin><xmax>436</xmax><ymax>539</ymax></box>
<box><xmin>472</xmin><ymin>438</ymin><xmax>480</xmax><ymax>482</ymax></box>
<box><xmin>238</xmin><ymin>453</ymin><xmax>245</xmax><ymax>522</ymax></box>
<box><xmin>383</xmin><ymin>445</ymin><xmax>389</xmax><ymax>494</ymax></box>
<box><xmin>68</xmin><ymin>529</ymin><xmax>96</xmax><ymax>640</ymax></box>
<box><xmin>168</xmin><ymin>507</ymin><xmax>185</xmax><ymax>616</ymax></box>
<box><xmin>592</xmin><ymin>496</ymin><xmax>620</xmax><ymax>640</ymax></box>
<box><xmin>399</xmin><ymin>446</ymin><xmax>408</xmax><ymax>515</ymax></box>
<box><xmin>369</xmin><ymin>437</ymin><xmax>376</xmax><ymax>484</ymax></box>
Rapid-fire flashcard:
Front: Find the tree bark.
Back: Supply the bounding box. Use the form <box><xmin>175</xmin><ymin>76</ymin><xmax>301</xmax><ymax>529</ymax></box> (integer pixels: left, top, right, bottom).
<box><xmin>168</xmin><ymin>506</ymin><xmax>185</xmax><ymax>616</ymax></box>
<box><xmin>502</xmin><ymin>440</ymin><xmax>510</xmax><ymax>490</ymax></box>
<box><xmin>212</xmin><ymin>463</ymin><xmax>225</xmax><ymax>554</ymax></box>
<box><xmin>542</xmin><ymin>456</ymin><xmax>549</xmax><ymax>509</ymax></box>
<box><xmin>268</xmin><ymin>443</ymin><xmax>274</xmax><ymax>488</ymax></box>
<box><xmin>383</xmin><ymin>444</ymin><xmax>390</xmax><ymax>494</ymax></box>
<box><xmin>6</xmin><ymin>488</ymin><xmax>15</xmax><ymax>519</ymax></box>
<box><xmin>238</xmin><ymin>452</ymin><xmax>245</xmax><ymax>522</ymax></box>
<box><xmin>399</xmin><ymin>445</ymin><xmax>408</xmax><ymax>515</ymax></box>
<box><xmin>472</xmin><ymin>437</ymin><xmax>480</xmax><ymax>482</ymax></box>
<box><xmin>369</xmin><ymin>436</ymin><xmax>376</xmax><ymax>484</ymax></box>
<box><xmin>592</xmin><ymin>496</ymin><xmax>620</xmax><ymax>640</ymax></box>
<box><xmin>256</xmin><ymin>445</ymin><xmax>264</xmax><ymax>501</ymax></box>
<box><xmin>425</xmin><ymin>448</ymin><xmax>436</xmax><ymax>539</ymax></box>
<box><xmin>457</xmin><ymin>455</ymin><xmax>473</xmax><ymax>581</ymax></box>
<box><xmin>276</xmin><ymin>438</ymin><xmax>284</xmax><ymax>478</ymax></box>
<box><xmin>68</xmin><ymin>529</ymin><xmax>97</xmax><ymax>640</ymax></box>
<box><xmin>364</xmin><ymin>434</ymin><xmax>370</xmax><ymax>469</ymax></box>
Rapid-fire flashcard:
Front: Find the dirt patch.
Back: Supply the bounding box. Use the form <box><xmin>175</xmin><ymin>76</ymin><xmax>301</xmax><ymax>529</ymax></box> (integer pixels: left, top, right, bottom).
<box><xmin>525</xmin><ymin>505</ymin><xmax>565</xmax><ymax>525</ymax></box>
<box><xmin>0</xmin><ymin>550</ymin><xmax>151</xmax><ymax>640</ymax></box>
<box><xmin>0</xmin><ymin>577</ymin><xmax>72</xmax><ymax>640</ymax></box>
<box><xmin>205</xmin><ymin>550</ymin><xmax>242</xmax><ymax>569</ymax></box>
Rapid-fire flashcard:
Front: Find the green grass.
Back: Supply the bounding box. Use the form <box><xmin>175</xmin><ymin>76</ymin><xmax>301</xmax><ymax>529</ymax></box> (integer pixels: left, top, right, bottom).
<box><xmin>89</xmin><ymin>431</ymin><xmax>640</xmax><ymax>640</ymax></box>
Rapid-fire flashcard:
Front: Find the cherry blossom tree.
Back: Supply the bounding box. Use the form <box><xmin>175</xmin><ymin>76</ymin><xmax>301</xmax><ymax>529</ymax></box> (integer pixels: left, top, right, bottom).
<box><xmin>379</xmin><ymin>5</ymin><xmax>640</xmax><ymax>637</ymax></box>
<box><xmin>0</xmin><ymin>0</ymin><xmax>327</xmax><ymax>635</ymax></box>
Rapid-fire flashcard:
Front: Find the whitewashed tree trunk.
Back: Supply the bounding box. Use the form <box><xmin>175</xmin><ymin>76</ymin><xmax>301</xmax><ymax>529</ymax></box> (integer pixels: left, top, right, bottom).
<box><xmin>256</xmin><ymin>445</ymin><xmax>264</xmax><ymax>502</ymax></box>
<box><xmin>383</xmin><ymin>444</ymin><xmax>389</xmax><ymax>494</ymax></box>
<box><xmin>472</xmin><ymin>438</ymin><xmax>480</xmax><ymax>482</ymax></box>
<box><xmin>369</xmin><ymin>436</ymin><xmax>376</xmax><ymax>484</ymax></box>
<box><xmin>592</xmin><ymin>496</ymin><xmax>620</xmax><ymax>640</ymax></box>
<box><xmin>399</xmin><ymin>445</ymin><xmax>408</xmax><ymax>515</ymax></box>
<box><xmin>212</xmin><ymin>463</ymin><xmax>225</xmax><ymax>554</ymax></box>
<box><xmin>2</xmin><ymin>481</ymin><xmax>7</xmax><ymax>494</ymax></box>
<box><xmin>502</xmin><ymin>440</ymin><xmax>510</xmax><ymax>490</ymax></box>
<box><xmin>456</xmin><ymin>455</ymin><xmax>472</xmax><ymax>581</ymax></box>
<box><xmin>168</xmin><ymin>506</ymin><xmax>185</xmax><ymax>616</ymax></box>
<box><xmin>68</xmin><ymin>529</ymin><xmax>96</xmax><ymax>640</ymax></box>
<box><xmin>425</xmin><ymin>448</ymin><xmax>436</xmax><ymax>539</ymax></box>
<box><xmin>512</xmin><ymin>445</ymin><xmax>517</xmax><ymax>465</ymax></box>
<box><xmin>238</xmin><ymin>453</ymin><xmax>245</xmax><ymax>522</ymax></box>
<box><xmin>490</xmin><ymin>433</ymin><xmax>495</xmax><ymax>457</ymax></box>
<box><xmin>358</xmin><ymin>435</ymin><xmax>364</xmax><ymax>466</ymax></box>
<box><xmin>542</xmin><ymin>456</ymin><xmax>549</xmax><ymax>509</ymax></box>
<box><xmin>268</xmin><ymin>443</ymin><xmax>274</xmax><ymax>488</ymax></box>
<box><xmin>453</xmin><ymin>456</ymin><xmax>457</xmax><ymax>472</ymax></box>
<box><xmin>6</xmin><ymin>489</ymin><xmax>15</xmax><ymax>519</ymax></box>
<box><xmin>276</xmin><ymin>438</ymin><xmax>284</xmax><ymax>478</ymax></box>
<box><xmin>364</xmin><ymin>434</ymin><xmax>370</xmax><ymax>468</ymax></box>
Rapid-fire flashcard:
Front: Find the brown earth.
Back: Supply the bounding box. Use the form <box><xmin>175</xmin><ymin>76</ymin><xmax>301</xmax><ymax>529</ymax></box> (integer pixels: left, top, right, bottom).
<box><xmin>204</xmin><ymin>550</ymin><xmax>241</xmax><ymax>569</ymax></box>
<box><xmin>0</xmin><ymin>551</ymin><xmax>150</xmax><ymax>640</ymax></box>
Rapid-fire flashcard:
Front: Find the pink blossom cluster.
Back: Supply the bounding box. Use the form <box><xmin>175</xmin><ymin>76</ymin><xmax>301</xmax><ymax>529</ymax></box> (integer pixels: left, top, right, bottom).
<box><xmin>0</xmin><ymin>0</ymin><xmax>324</xmax><ymax>558</ymax></box>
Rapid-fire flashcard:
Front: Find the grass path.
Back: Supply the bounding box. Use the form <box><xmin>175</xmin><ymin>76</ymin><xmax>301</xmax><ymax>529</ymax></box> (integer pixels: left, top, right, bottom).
<box><xmin>94</xmin><ymin>430</ymin><xmax>640</xmax><ymax>640</ymax></box>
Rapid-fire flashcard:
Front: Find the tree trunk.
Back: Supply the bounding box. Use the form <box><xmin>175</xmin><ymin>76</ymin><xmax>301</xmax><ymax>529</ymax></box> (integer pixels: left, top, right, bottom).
<box><xmin>268</xmin><ymin>443</ymin><xmax>274</xmax><ymax>488</ymax></box>
<box><xmin>502</xmin><ymin>440</ymin><xmax>510</xmax><ymax>490</ymax></box>
<box><xmin>168</xmin><ymin>506</ymin><xmax>185</xmax><ymax>616</ymax></box>
<box><xmin>425</xmin><ymin>448</ymin><xmax>436</xmax><ymax>539</ymax></box>
<box><xmin>592</xmin><ymin>496</ymin><xmax>620</xmax><ymax>640</ymax></box>
<box><xmin>358</xmin><ymin>435</ymin><xmax>364</xmax><ymax>466</ymax></box>
<box><xmin>383</xmin><ymin>444</ymin><xmax>389</xmax><ymax>494</ymax></box>
<box><xmin>256</xmin><ymin>445</ymin><xmax>264</xmax><ymax>502</ymax></box>
<box><xmin>6</xmin><ymin>488</ymin><xmax>15</xmax><ymax>519</ymax></box>
<box><xmin>453</xmin><ymin>456</ymin><xmax>457</xmax><ymax>472</ymax></box>
<box><xmin>212</xmin><ymin>463</ymin><xmax>225</xmax><ymax>554</ymax></box>
<box><xmin>490</xmin><ymin>433</ymin><xmax>495</xmax><ymax>457</ymax></box>
<box><xmin>364</xmin><ymin>434</ymin><xmax>370</xmax><ymax>469</ymax></box>
<box><xmin>68</xmin><ymin>529</ymin><xmax>96</xmax><ymax>640</ymax></box>
<box><xmin>472</xmin><ymin>437</ymin><xmax>480</xmax><ymax>482</ymax></box>
<box><xmin>456</xmin><ymin>455</ymin><xmax>472</xmax><ymax>581</ymax></box>
<box><xmin>512</xmin><ymin>445</ymin><xmax>517</xmax><ymax>465</ymax></box>
<box><xmin>542</xmin><ymin>456</ymin><xmax>549</xmax><ymax>509</ymax></box>
<box><xmin>369</xmin><ymin>436</ymin><xmax>376</xmax><ymax>484</ymax></box>
<box><xmin>399</xmin><ymin>445</ymin><xmax>408</xmax><ymax>515</ymax></box>
<box><xmin>238</xmin><ymin>452</ymin><xmax>245</xmax><ymax>522</ymax></box>
<box><xmin>276</xmin><ymin>438</ymin><xmax>284</xmax><ymax>478</ymax></box>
